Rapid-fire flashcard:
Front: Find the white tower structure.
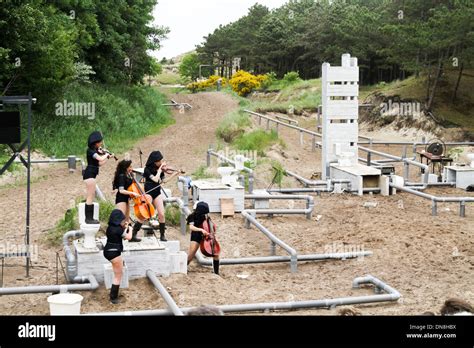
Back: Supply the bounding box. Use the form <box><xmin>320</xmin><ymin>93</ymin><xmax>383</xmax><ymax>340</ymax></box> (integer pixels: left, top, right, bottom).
<box><xmin>321</xmin><ymin>53</ymin><xmax>360</xmax><ymax>179</ymax></box>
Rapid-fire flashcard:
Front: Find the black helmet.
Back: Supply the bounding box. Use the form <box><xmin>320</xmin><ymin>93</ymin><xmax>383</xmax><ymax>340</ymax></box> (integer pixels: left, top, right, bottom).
<box><xmin>146</xmin><ymin>151</ymin><xmax>164</xmax><ymax>167</ymax></box>
<box><xmin>195</xmin><ymin>201</ymin><xmax>210</xmax><ymax>216</ymax></box>
<box><xmin>193</xmin><ymin>201</ymin><xmax>210</xmax><ymax>227</ymax></box>
<box><xmin>88</xmin><ymin>131</ymin><xmax>103</xmax><ymax>148</ymax></box>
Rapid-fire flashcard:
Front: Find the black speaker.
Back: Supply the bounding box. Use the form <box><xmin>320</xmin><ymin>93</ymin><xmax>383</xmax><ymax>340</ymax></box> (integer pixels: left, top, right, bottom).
<box><xmin>0</xmin><ymin>111</ymin><xmax>21</xmax><ymax>144</ymax></box>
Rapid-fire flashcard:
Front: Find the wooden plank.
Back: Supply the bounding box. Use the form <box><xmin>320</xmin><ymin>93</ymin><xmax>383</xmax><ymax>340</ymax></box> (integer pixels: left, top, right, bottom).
<box><xmin>220</xmin><ymin>197</ymin><xmax>235</xmax><ymax>217</ymax></box>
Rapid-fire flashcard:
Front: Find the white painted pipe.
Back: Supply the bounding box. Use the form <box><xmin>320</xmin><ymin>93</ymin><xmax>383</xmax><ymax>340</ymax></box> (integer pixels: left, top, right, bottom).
<box><xmin>146</xmin><ymin>270</ymin><xmax>184</xmax><ymax>316</ymax></box>
<box><xmin>390</xmin><ymin>183</ymin><xmax>473</xmax><ymax>217</ymax></box>
<box><xmin>241</xmin><ymin>210</ymin><xmax>298</xmax><ymax>272</ymax></box>
<box><xmin>87</xmin><ymin>275</ymin><xmax>400</xmax><ymax>316</ymax></box>
<box><xmin>285</xmin><ymin>170</ymin><xmax>352</xmax><ymax>187</ymax></box>
<box><xmin>195</xmin><ymin>250</ymin><xmax>372</xmax><ymax>266</ymax></box>
<box><xmin>244</xmin><ymin>194</ymin><xmax>314</xmax><ymax>219</ymax></box>
<box><xmin>359</xmin><ymin>145</ymin><xmax>429</xmax><ymax>184</ymax></box>
<box><xmin>0</xmin><ymin>274</ymin><xmax>98</xmax><ymax>295</ymax></box>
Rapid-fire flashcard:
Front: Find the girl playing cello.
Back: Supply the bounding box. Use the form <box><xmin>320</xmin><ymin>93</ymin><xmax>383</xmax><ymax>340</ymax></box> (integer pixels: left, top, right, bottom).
<box><xmin>186</xmin><ymin>201</ymin><xmax>220</xmax><ymax>275</ymax></box>
<box><xmin>112</xmin><ymin>160</ymin><xmax>143</xmax><ymax>242</ymax></box>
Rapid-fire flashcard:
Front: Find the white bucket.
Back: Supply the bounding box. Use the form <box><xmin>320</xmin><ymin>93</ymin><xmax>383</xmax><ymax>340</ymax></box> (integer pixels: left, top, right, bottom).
<box><xmin>47</xmin><ymin>293</ymin><xmax>83</xmax><ymax>315</ymax></box>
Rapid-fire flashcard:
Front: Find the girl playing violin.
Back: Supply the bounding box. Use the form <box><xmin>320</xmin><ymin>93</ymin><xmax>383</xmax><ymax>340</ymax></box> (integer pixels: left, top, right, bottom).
<box><xmin>143</xmin><ymin>151</ymin><xmax>168</xmax><ymax>241</ymax></box>
<box><xmin>112</xmin><ymin>160</ymin><xmax>143</xmax><ymax>242</ymax></box>
<box><xmin>83</xmin><ymin>131</ymin><xmax>114</xmax><ymax>224</ymax></box>
<box><xmin>186</xmin><ymin>201</ymin><xmax>220</xmax><ymax>275</ymax></box>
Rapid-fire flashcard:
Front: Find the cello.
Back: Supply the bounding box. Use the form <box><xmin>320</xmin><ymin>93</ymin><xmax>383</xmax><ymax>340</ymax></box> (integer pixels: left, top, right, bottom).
<box><xmin>128</xmin><ymin>174</ymin><xmax>155</xmax><ymax>221</ymax></box>
<box><xmin>200</xmin><ymin>217</ymin><xmax>221</xmax><ymax>257</ymax></box>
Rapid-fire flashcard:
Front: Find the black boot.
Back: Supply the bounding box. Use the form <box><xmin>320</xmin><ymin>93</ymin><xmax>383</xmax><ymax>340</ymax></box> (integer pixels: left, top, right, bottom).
<box><xmin>109</xmin><ymin>284</ymin><xmax>120</xmax><ymax>304</ymax></box>
<box><xmin>85</xmin><ymin>204</ymin><xmax>99</xmax><ymax>224</ymax></box>
<box><xmin>213</xmin><ymin>259</ymin><xmax>220</xmax><ymax>275</ymax></box>
<box><xmin>130</xmin><ymin>222</ymin><xmax>142</xmax><ymax>243</ymax></box>
<box><xmin>159</xmin><ymin>223</ymin><xmax>167</xmax><ymax>242</ymax></box>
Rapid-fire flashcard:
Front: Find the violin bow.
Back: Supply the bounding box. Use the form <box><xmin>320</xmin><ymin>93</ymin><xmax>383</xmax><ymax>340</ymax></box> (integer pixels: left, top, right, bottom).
<box><xmin>139</xmin><ymin>148</ymin><xmax>143</xmax><ymax>168</ymax></box>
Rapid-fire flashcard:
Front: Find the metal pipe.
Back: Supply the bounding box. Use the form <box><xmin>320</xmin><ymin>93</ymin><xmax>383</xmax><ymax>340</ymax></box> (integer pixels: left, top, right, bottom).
<box><xmin>241</xmin><ymin>210</ymin><xmax>298</xmax><ymax>273</ymax></box>
<box><xmin>359</xmin><ymin>146</ymin><xmax>429</xmax><ymax>184</ymax></box>
<box><xmin>359</xmin><ymin>141</ymin><xmax>474</xmax><ymax>146</ymax></box>
<box><xmin>245</xmin><ymin>194</ymin><xmax>314</xmax><ymax>219</ymax></box>
<box><xmin>274</xmin><ymin>114</ymin><xmax>298</xmax><ymax>125</ymax></box>
<box><xmin>352</xmin><ymin>275</ymin><xmax>401</xmax><ymax>299</ymax></box>
<box><xmin>405</xmin><ymin>181</ymin><xmax>456</xmax><ymax>187</ymax></box>
<box><xmin>390</xmin><ymin>184</ymin><xmax>474</xmax><ymax>216</ymax></box>
<box><xmin>146</xmin><ymin>270</ymin><xmax>184</xmax><ymax>316</ymax></box>
<box><xmin>246</xmin><ymin>110</ymin><xmax>373</xmax><ymax>143</ymax></box>
<box><xmin>195</xmin><ymin>250</ymin><xmax>372</xmax><ymax>266</ymax></box>
<box><xmin>359</xmin><ymin>157</ymin><xmax>397</xmax><ymax>165</ymax></box>
<box><xmin>14</xmin><ymin>156</ymin><xmax>84</xmax><ymax>172</ymax></box>
<box><xmin>244</xmin><ymin>110</ymin><xmax>322</xmax><ymax>139</ymax></box>
<box><xmin>87</xmin><ymin>275</ymin><xmax>399</xmax><ymax>315</ymax></box>
<box><xmin>95</xmin><ymin>184</ymin><xmax>106</xmax><ymax>201</ymax></box>
<box><xmin>285</xmin><ymin>170</ymin><xmax>351</xmax><ymax>187</ymax></box>
<box><xmin>0</xmin><ymin>274</ymin><xmax>98</xmax><ymax>295</ymax></box>
<box><xmin>207</xmin><ymin>149</ymin><xmax>254</xmax><ymax>193</ymax></box>
<box><xmin>178</xmin><ymin>176</ymin><xmax>190</xmax><ymax>206</ymax></box>
<box><xmin>63</xmin><ymin>230</ymin><xmax>84</xmax><ymax>282</ymax></box>
<box><xmin>404</xmin><ymin>182</ymin><xmax>456</xmax><ymax>190</ymax></box>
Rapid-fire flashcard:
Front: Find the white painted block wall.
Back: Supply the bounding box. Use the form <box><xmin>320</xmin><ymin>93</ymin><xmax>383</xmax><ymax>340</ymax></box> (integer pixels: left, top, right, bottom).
<box><xmin>322</xmin><ymin>54</ymin><xmax>360</xmax><ymax>179</ymax></box>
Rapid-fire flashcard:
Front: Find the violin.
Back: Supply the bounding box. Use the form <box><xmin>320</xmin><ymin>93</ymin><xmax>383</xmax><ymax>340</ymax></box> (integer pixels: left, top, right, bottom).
<box><xmin>200</xmin><ymin>217</ymin><xmax>221</xmax><ymax>257</ymax></box>
<box><xmin>161</xmin><ymin>164</ymin><xmax>185</xmax><ymax>175</ymax></box>
<box><xmin>127</xmin><ymin>173</ymin><xmax>155</xmax><ymax>221</ymax></box>
<box><xmin>98</xmin><ymin>147</ymin><xmax>118</xmax><ymax>161</ymax></box>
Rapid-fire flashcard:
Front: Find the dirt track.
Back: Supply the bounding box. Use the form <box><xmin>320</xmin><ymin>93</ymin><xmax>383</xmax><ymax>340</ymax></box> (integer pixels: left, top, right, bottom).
<box><xmin>1</xmin><ymin>91</ymin><xmax>473</xmax><ymax>316</ymax></box>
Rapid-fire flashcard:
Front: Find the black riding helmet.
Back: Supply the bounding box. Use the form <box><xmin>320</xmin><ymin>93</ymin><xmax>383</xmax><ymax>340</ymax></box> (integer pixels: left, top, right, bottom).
<box><xmin>88</xmin><ymin>131</ymin><xmax>103</xmax><ymax>149</ymax></box>
<box><xmin>108</xmin><ymin>209</ymin><xmax>126</xmax><ymax>226</ymax></box>
<box><xmin>145</xmin><ymin>151</ymin><xmax>164</xmax><ymax>167</ymax></box>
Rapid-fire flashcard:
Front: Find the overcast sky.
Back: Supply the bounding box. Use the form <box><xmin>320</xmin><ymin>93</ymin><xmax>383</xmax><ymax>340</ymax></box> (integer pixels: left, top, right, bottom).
<box><xmin>151</xmin><ymin>0</ymin><xmax>289</xmax><ymax>60</ymax></box>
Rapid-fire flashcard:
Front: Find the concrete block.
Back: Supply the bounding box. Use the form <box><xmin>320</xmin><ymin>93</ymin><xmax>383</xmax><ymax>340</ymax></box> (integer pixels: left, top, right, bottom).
<box><xmin>252</xmin><ymin>189</ymin><xmax>270</xmax><ymax>209</ymax></box>
<box><xmin>103</xmin><ymin>263</ymin><xmax>129</xmax><ymax>289</ymax></box>
<box><xmin>162</xmin><ymin>240</ymin><xmax>180</xmax><ymax>253</ymax></box>
<box><xmin>170</xmin><ymin>251</ymin><xmax>187</xmax><ymax>274</ymax></box>
<box><xmin>380</xmin><ymin>175</ymin><xmax>390</xmax><ymax>196</ymax></box>
<box><xmin>428</xmin><ymin>174</ymin><xmax>438</xmax><ymax>184</ymax></box>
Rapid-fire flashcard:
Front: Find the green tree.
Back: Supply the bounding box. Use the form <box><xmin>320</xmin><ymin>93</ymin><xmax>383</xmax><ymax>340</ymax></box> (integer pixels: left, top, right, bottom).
<box><xmin>179</xmin><ymin>53</ymin><xmax>200</xmax><ymax>81</ymax></box>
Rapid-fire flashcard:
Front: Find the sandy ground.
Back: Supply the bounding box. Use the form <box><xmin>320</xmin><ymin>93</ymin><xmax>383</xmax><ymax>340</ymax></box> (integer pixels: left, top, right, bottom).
<box><xmin>1</xmin><ymin>93</ymin><xmax>473</xmax><ymax>316</ymax></box>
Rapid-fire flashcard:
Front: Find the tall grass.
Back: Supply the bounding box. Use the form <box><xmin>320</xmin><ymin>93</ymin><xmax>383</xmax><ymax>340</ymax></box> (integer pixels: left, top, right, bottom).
<box><xmin>216</xmin><ymin>110</ymin><xmax>251</xmax><ymax>143</ymax></box>
<box><xmin>191</xmin><ymin>165</ymin><xmax>216</xmax><ymax>179</ymax></box>
<box><xmin>32</xmin><ymin>83</ymin><xmax>173</xmax><ymax>158</ymax></box>
<box><xmin>250</xmin><ymin>79</ymin><xmax>322</xmax><ymax>114</ymax></box>
<box><xmin>165</xmin><ymin>204</ymin><xmax>181</xmax><ymax>226</ymax></box>
<box><xmin>155</xmin><ymin>71</ymin><xmax>183</xmax><ymax>85</ymax></box>
<box><xmin>233</xmin><ymin>129</ymin><xmax>282</xmax><ymax>156</ymax></box>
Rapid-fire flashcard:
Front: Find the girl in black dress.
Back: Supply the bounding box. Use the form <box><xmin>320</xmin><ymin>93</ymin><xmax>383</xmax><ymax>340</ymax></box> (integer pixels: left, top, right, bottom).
<box><xmin>83</xmin><ymin>131</ymin><xmax>113</xmax><ymax>224</ymax></box>
<box><xmin>143</xmin><ymin>151</ymin><xmax>167</xmax><ymax>241</ymax></box>
<box><xmin>103</xmin><ymin>209</ymin><xmax>133</xmax><ymax>304</ymax></box>
<box><xmin>186</xmin><ymin>201</ymin><xmax>220</xmax><ymax>275</ymax></box>
<box><xmin>112</xmin><ymin>160</ymin><xmax>143</xmax><ymax>242</ymax></box>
